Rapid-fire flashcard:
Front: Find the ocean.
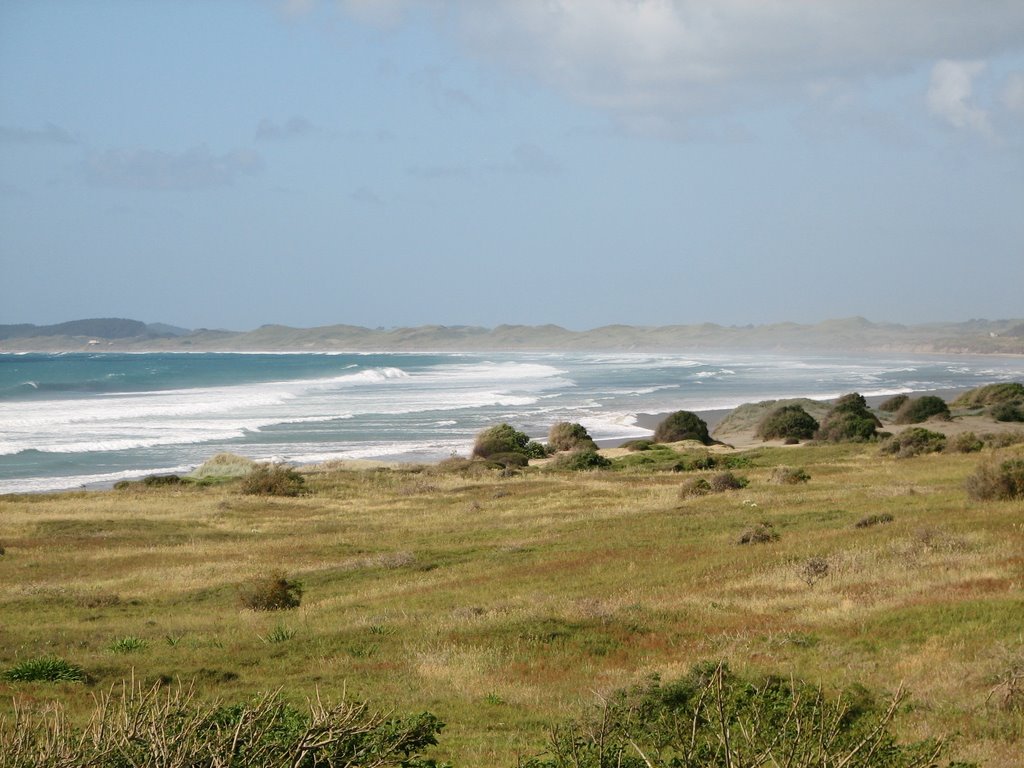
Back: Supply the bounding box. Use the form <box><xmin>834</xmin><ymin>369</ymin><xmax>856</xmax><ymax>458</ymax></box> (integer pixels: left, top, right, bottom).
<box><xmin>1</xmin><ymin>350</ymin><xmax>1022</xmax><ymax>494</ymax></box>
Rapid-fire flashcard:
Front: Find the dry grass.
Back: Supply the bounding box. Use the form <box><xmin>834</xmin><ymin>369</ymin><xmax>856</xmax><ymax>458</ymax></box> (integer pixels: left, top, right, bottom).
<box><xmin>1</xmin><ymin>443</ymin><xmax>1022</xmax><ymax>766</ymax></box>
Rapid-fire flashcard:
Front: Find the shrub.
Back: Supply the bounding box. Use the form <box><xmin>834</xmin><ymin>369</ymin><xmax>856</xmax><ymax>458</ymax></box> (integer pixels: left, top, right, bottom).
<box><xmin>769</xmin><ymin>466</ymin><xmax>810</xmax><ymax>484</ymax></box>
<box><xmin>679</xmin><ymin>477</ymin><xmax>711</xmax><ymax>498</ymax></box>
<box><xmin>547</xmin><ymin>422</ymin><xmax>597</xmax><ymax>452</ymax></box>
<box><xmin>893</xmin><ymin>395</ymin><xmax>950</xmax><ymax>424</ymax></box>
<box><xmin>878</xmin><ymin>393</ymin><xmax>910</xmax><ymax>413</ymax></box>
<box><xmin>548</xmin><ymin>449</ymin><xmax>611</xmax><ymax>471</ymax></box>
<box><xmin>142</xmin><ymin>473</ymin><xmax>185</xmax><ymax>487</ymax></box>
<box><xmin>739</xmin><ymin>522</ymin><xmax>779</xmax><ymax>544</ymax></box>
<box><xmin>816</xmin><ymin>393</ymin><xmax>880</xmax><ymax>442</ymax></box>
<box><xmin>951</xmin><ymin>382</ymin><xmax>1024</xmax><ymax>408</ymax></box>
<box><xmin>756</xmin><ymin>405</ymin><xmax>819</xmax><ymax>441</ymax></box>
<box><xmin>486</xmin><ymin>452</ymin><xmax>530</xmax><ymax>469</ymax></box>
<box><xmin>965</xmin><ymin>458</ymin><xmax>1024</xmax><ymax>501</ymax></box>
<box><xmin>950</xmin><ymin>431</ymin><xmax>984</xmax><ymax>453</ymax></box>
<box><xmin>653</xmin><ymin>411</ymin><xmax>711</xmax><ymax>445</ymax></box>
<box><xmin>189</xmin><ymin>452</ymin><xmax>257</xmax><ymax>480</ymax></box>
<box><xmin>0</xmin><ymin>679</ymin><xmax>444</xmax><ymax>767</ymax></box>
<box><xmin>856</xmin><ymin>513</ymin><xmax>895</xmax><ymax>528</ymax></box>
<box><xmin>520</xmin><ymin>662</ymin><xmax>950</xmax><ymax>768</ymax></box>
<box><xmin>240</xmin><ymin>464</ymin><xmax>305</xmax><ymax>496</ymax></box>
<box><xmin>239</xmin><ymin>571</ymin><xmax>303</xmax><ymax>611</ymax></box>
<box><xmin>3</xmin><ymin>657</ymin><xmax>86</xmax><ymax>683</ymax></box>
<box><xmin>798</xmin><ymin>556</ymin><xmax>830</xmax><ymax>587</ymax></box>
<box><xmin>621</xmin><ymin>439</ymin><xmax>654</xmax><ymax>452</ymax></box>
<box><xmin>879</xmin><ymin>428</ymin><xmax>946</xmax><ymax>458</ymax></box>
<box><xmin>708</xmin><ymin>471</ymin><xmax>748</xmax><ymax>492</ymax></box>
<box><xmin>990</xmin><ymin>402</ymin><xmax>1024</xmax><ymax>422</ymax></box>
<box><xmin>472</xmin><ymin>423</ymin><xmax>546</xmax><ymax>460</ymax></box>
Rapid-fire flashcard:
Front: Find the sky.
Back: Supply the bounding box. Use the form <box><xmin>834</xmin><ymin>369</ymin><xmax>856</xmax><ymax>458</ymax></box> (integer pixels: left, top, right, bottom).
<box><xmin>1</xmin><ymin>1</ymin><xmax>1023</xmax><ymax>332</ymax></box>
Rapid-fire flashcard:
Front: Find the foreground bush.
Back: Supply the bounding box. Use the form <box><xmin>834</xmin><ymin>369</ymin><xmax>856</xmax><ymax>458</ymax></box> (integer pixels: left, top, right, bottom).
<box><xmin>879</xmin><ymin>393</ymin><xmax>910</xmax><ymax>413</ymax></box>
<box><xmin>521</xmin><ymin>662</ymin><xmax>948</xmax><ymax>768</ymax></box>
<box><xmin>653</xmin><ymin>411</ymin><xmax>711</xmax><ymax>445</ymax></box>
<box><xmin>880</xmin><ymin>428</ymin><xmax>947</xmax><ymax>458</ymax></box>
<box><xmin>0</xmin><ymin>679</ymin><xmax>443</xmax><ymax>768</ymax></box>
<box><xmin>239</xmin><ymin>571</ymin><xmax>303</xmax><ymax>611</ymax></box>
<box><xmin>547</xmin><ymin>449</ymin><xmax>611</xmax><ymax>471</ymax></box>
<box><xmin>990</xmin><ymin>402</ymin><xmax>1024</xmax><ymax>422</ymax></box>
<box><xmin>815</xmin><ymin>393</ymin><xmax>881</xmax><ymax>443</ymax></box>
<box><xmin>756</xmin><ymin>404</ymin><xmax>819</xmax><ymax>441</ymax></box>
<box><xmin>769</xmin><ymin>466</ymin><xmax>810</xmax><ymax>484</ymax></box>
<box><xmin>965</xmin><ymin>457</ymin><xmax>1024</xmax><ymax>500</ymax></box>
<box><xmin>240</xmin><ymin>464</ymin><xmax>305</xmax><ymax>496</ymax></box>
<box><xmin>472</xmin><ymin>423</ymin><xmax>546</xmax><ymax>460</ymax></box>
<box><xmin>547</xmin><ymin>422</ymin><xmax>597</xmax><ymax>452</ymax></box>
<box><xmin>893</xmin><ymin>395</ymin><xmax>950</xmax><ymax>424</ymax></box>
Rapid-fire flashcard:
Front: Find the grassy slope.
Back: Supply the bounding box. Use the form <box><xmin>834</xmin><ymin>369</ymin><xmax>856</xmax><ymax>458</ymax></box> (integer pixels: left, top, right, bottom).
<box><xmin>1</xmin><ymin>443</ymin><xmax>1022</xmax><ymax>766</ymax></box>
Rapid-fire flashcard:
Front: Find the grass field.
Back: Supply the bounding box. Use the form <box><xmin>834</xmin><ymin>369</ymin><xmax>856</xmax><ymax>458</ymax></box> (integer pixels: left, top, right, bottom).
<box><xmin>1</xmin><ymin>436</ymin><xmax>1022</xmax><ymax>765</ymax></box>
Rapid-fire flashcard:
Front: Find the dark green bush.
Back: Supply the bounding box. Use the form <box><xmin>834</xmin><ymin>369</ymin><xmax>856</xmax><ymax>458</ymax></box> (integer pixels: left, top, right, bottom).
<box><xmin>472</xmin><ymin>423</ymin><xmax>546</xmax><ymax>460</ymax></box>
<box><xmin>486</xmin><ymin>452</ymin><xmax>531</xmax><ymax>469</ymax></box>
<box><xmin>142</xmin><ymin>473</ymin><xmax>185</xmax><ymax>487</ymax></box>
<box><xmin>3</xmin><ymin>657</ymin><xmax>86</xmax><ymax>683</ymax></box>
<box><xmin>815</xmin><ymin>393</ymin><xmax>880</xmax><ymax>443</ymax></box>
<box><xmin>548</xmin><ymin>449</ymin><xmax>611</xmax><ymax>471</ymax></box>
<box><xmin>240</xmin><ymin>464</ymin><xmax>305</xmax><ymax>497</ymax></box>
<box><xmin>547</xmin><ymin>422</ymin><xmax>597</xmax><ymax>452</ymax></box>
<box><xmin>879</xmin><ymin>428</ymin><xmax>946</xmax><ymax>458</ymax></box>
<box><xmin>756</xmin><ymin>405</ymin><xmax>819</xmax><ymax>441</ymax></box>
<box><xmin>520</xmin><ymin>662</ymin><xmax>951</xmax><ymax>768</ymax></box>
<box><xmin>893</xmin><ymin>395</ymin><xmax>950</xmax><ymax>424</ymax></box>
<box><xmin>653</xmin><ymin>411</ymin><xmax>711</xmax><ymax>445</ymax></box>
<box><xmin>239</xmin><ymin>571</ymin><xmax>303</xmax><ymax>611</ymax></box>
<box><xmin>965</xmin><ymin>458</ymin><xmax>1024</xmax><ymax>500</ymax></box>
<box><xmin>990</xmin><ymin>402</ymin><xmax>1024</xmax><ymax>422</ymax></box>
<box><xmin>878</xmin><ymin>394</ymin><xmax>910</xmax><ymax>413</ymax></box>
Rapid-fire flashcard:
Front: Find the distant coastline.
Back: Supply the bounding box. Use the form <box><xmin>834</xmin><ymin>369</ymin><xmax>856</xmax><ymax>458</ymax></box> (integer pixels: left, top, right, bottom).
<box><xmin>2</xmin><ymin>316</ymin><xmax>1023</xmax><ymax>355</ymax></box>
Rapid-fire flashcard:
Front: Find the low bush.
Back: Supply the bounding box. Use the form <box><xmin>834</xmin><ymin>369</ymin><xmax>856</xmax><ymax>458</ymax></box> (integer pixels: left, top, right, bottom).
<box><xmin>547</xmin><ymin>422</ymin><xmax>597</xmax><ymax>452</ymax></box>
<box><xmin>486</xmin><ymin>452</ymin><xmax>530</xmax><ymax>469</ymax></box>
<box><xmin>769</xmin><ymin>466</ymin><xmax>810</xmax><ymax>484</ymax></box>
<box><xmin>189</xmin><ymin>452</ymin><xmax>257</xmax><ymax>480</ymax></box>
<box><xmin>878</xmin><ymin>393</ymin><xmax>909</xmax><ymax>413</ymax></box>
<box><xmin>951</xmin><ymin>382</ymin><xmax>1024</xmax><ymax>408</ymax></box>
<box><xmin>239</xmin><ymin>572</ymin><xmax>303</xmax><ymax>611</ymax></box>
<box><xmin>142</xmin><ymin>474</ymin><xmax>185</xmax><ymax>487</ymax></box>
<box><xmin>548</xmin><ymin>449</ymin><xmax>611</xmax><ymax>471</ymax></box>
<box><xmin>879</xmin><ymin>428</ymin><xmax>946</xmax><ymax>458</ymax></box>
<box><xmin>620</xmin><ymin>439</ymin><xmax>654</xmax><ymax>452</ymax></box>
<box><xmin>815</xmin><ymin>393</ymin><xmax>881</xmax><ymax>443</ymax></box>
<box><xmin>240</xmin><ymin>464</ymin><xmax>305</xmax><ymax>497</ymax></box>
<box><xmin>0</xmin><ymin>679</ymin><xmax>443</xmax><ymax>767</ymax></box>
<box><xmin>893</xmin><ymin>395</ymin><xmax>950</xmax><ymax>424</ymax></box>
<box><xmin>756</xmin><ymin>404</ymin><xmax>819</xmax><ymax>441</ymax></box>
<box><xmin>950</xmin><ymin>431</ymin><xmax>984</xmax><ymax>453</ymax></box>
<box><xmin>679</xmin><ymin>477</ymin><xmax>711</xmax><ymax>498</ymax></box>
<box><xmin>472</xmin><ymin>423</ymin><xmax>546</xmax><ymax>460</ymax></box>
<box><xmin>520</xmin><ymin>662</ymin><xmax>950</xmax><ymax>768</ymax></box>
<box><xmin>965</xmin><ymin>458</ymin><xmax>1024</xmax><ymax>501</ymax></box>
<box><xmin>2</xmin><ymin>657</ymin><xmax>86</xmax><ymax>683</ymax></box>
<box><xmin>653</xmin><ymin>411</ymin><xmax>712</xmax><ymax>445</ymax></box>
<box><xmin>798</xmin><ymin>556</ymin><xmax>830</xmax><ymax>587</ymax></box>
<box><xmin>739</xmin><ymin>522</ymin><xmax>779</xmax><ymax>544</ymax></box>
<box><xmin>856</xmin><ymin>513</ymin><xmax>895</xmax><ymax>528</ymax></box>
<box><xmin>990</xmin><ymin>402</ymin><xmax>1024</xmax><ymax>422</ymax></box>
<box><xmin>708</xmin><ymin>471</ymin><xmax>748</xmax><ymax>492</ymax></box>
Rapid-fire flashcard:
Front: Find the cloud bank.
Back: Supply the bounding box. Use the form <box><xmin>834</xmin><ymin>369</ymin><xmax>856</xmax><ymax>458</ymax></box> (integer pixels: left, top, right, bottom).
<box><xmin>84</xmin><ymin>146</ymin><xmax>263</xmax><ymax>190</ymax></box>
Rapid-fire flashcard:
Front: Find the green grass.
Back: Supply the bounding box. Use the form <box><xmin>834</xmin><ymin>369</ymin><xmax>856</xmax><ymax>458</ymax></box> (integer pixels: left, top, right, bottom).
<box><xmin>1</xmin><ymin>441</ymin><xmax>1022</xmax><ymax>765</ymax></box>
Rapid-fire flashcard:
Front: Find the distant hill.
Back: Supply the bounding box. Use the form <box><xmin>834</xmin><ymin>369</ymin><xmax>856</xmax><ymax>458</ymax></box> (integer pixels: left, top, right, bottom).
<box><xmin>1</xmin><ymin>317</ymin><xmax>1022</xmax><ymax>355</ymax></box>
<box><xmin>0</xmin><ymin>318</ymin><xmax>189</xmax><ymax>342</ymax></box>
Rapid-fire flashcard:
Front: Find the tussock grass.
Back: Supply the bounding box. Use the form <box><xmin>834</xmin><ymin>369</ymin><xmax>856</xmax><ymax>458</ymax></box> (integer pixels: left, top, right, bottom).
<box><xmin>1</xmin><ymin>442</ymin><xmax>1022</xmax><ymax>765</ymax></box>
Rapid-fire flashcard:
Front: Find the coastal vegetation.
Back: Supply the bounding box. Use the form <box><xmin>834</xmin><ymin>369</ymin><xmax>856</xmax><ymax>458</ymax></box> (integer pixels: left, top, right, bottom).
<box><xmin>756</xmin><ymin>403</ymin><xmax>819</xmax><ymax>442</ymax></box>
<box><xmin>1</xmin><ymin>387</ymin><xmax>1023</xmax><ymax>766</ymax></box>
<box><xmin>653</xmin><ymin>410</ymin><xmax>712</xmax><ymax>444</ymax></box>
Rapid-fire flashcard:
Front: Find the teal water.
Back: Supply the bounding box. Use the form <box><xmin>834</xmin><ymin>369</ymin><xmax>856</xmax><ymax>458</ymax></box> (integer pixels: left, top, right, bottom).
<box><xmin>1</xmin><ymin>351</ymin><xmax>1021</xmax><ymax>493</ymax></box>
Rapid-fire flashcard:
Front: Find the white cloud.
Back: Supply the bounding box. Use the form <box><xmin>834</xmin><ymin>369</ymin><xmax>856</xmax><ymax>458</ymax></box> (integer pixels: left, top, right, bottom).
<box><xmin>317</xmin><ymin>0</ymin><xmax>1024</xmax><ymax>135</ymax></box>
<box><xmin>926</xmin><ymin>60</ymin><xmax>993</xmax><ymax>138</ymax></box>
